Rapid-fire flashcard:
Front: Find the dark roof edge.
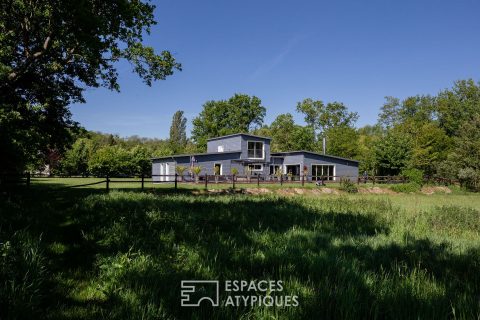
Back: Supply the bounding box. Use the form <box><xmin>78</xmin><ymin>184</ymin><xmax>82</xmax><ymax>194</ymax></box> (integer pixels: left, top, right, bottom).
<box><xmin>207</xmin><ymin>133</ymin><xmax>272</xmax><ymax>141</ymax></box>
<box><xmin>151</xmin><ymin>150</ymin><xmax>241</xmax><ymax>160</ymax></box>
<box><xmin>270</xmin><ymin>150</ymin><xmax>359</xmax><ymax>163</ymax></box>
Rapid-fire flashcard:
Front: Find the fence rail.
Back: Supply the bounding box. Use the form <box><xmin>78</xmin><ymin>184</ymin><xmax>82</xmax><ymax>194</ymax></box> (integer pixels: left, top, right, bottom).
<box><xmin>0</xmin><ymin>172</ymin><xmax>460</xmax><ymax>192</ymax></box>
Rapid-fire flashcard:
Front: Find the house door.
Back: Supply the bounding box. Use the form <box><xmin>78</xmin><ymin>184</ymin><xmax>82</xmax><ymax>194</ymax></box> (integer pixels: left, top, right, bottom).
<box><xmin>270</xmin><ymin>165</ymin><xmax>281</xmax><ymax>175</ymax></box>
<box><xmin>214</xmin><ymin>163</ymin><xmax>222</xmax><ymax>175</ymax></box>
<box><xmin>285</xmin><ymin>165</ymin><xmax>300</xmax><ymax>176</ymax></box>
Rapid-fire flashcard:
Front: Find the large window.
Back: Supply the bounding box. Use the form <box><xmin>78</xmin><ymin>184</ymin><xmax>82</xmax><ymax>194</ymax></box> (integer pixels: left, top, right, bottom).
<box><xmin>247</xmin><ymin>164</ymin><xmax>263</xmax><ymax>172</ymax></box>
<box><xmin>247</xmin><ymin>141</ymin><xmax>264</xmax><ymax>159</ymax></box>
<box><xmin>312</xmin><ymin>165</ymin><xmax>335</xmax><ymax>181</ymax></box>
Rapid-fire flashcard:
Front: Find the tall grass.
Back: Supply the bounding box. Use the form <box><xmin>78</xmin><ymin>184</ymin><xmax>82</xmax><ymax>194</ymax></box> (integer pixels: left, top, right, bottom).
<box><xmin>0</xmin><ymin>189</ymin><xmax>479</xmax><ymax>319</ymax></box>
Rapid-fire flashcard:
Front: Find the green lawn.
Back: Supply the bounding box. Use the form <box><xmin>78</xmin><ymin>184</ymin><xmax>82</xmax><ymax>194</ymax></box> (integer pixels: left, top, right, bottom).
<box><xmin>1</xmin><ymin>182</ymin><xmax>479</xmax><ymax>319</ymax></box>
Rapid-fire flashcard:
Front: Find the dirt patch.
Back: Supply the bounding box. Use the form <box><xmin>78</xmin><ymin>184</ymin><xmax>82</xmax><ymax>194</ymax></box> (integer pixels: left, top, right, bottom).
<box><xmin>244</xmin><ymin>188</ymin><xmax>272</xmax><ymax>195</ymax></box>
<box><xmin>308</xmin><ymin>188</ymin><xmax>341</xmax><ymax>195</ymax></box>
<box><xmin>275</xmin><ymin>188</ymin><xmax>296</xmax><ymax>196</ymax></box>
<box><xmin>358</xmin><ymin>187</ymin><xmax>397</xmax><ymax>194</ymax></box>
<box><xmin>421</xmin><ymin>186</ymin><xmax>452</xmax><ymax>195</ymax></box>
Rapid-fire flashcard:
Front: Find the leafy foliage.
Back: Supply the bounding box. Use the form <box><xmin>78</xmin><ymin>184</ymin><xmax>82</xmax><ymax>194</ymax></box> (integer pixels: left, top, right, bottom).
<box><xmin>401</xmin><ymin>168</ymin><xmax>424</xmax><ymax>185</ymax></box>
<box><xmin>339</xmin><ymin>178</ymin><xmax>358</xmax><ymax>193</ymax></box>
<box><xmin>0</xmin><ymin>0</ymin><xmax>180</xmax><ymax>173</ymax></box>
<box><xmin>169</xmin><ymin>111</ymin><xmax>187</xmax><ymax>153</ymax></box>
<box><xmin>192</xmin><ymin>94</ymin><xmax>266</xmax><ymax>150</ymax></box>
<box><xmin>390</xmin><ymin>183</ymin><xmax>421</xmax><ymax>193</ymax></box>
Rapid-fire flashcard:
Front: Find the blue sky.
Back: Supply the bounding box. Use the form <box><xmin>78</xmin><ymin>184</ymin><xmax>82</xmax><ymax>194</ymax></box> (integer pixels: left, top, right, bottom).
<box><xmin>71</xmin><ymin>0</ymin><xmax>480</xmax><ymax>139</ymax></box>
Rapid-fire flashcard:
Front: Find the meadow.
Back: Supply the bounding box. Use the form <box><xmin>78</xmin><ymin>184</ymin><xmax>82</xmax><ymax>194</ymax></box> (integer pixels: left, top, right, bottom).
<box><xmin>0</xmin><ymin>179</ymin><xmax>479</xmax><ymax>319</ymax></box>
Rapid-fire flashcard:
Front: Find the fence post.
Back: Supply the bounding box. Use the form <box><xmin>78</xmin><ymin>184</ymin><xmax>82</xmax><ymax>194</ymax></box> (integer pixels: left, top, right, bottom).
<box><xmin>26</xmin><ymin>172</ymin><xmax>31</xmax><ymax>188</ymax></box>
<box><xmin>175</xmin><ymin>173</ymin><xmax>178</xmax><ymax>192</ymax></box>
<box><xmin>106</xmin><ymin>175</ymin><xmax>110</xmax><ymax>192</ymax></box>
<box><xmin>204</xmin><ymin>173</ymin><xmax>208</xmax><ymax>190</ymax></box>
<box><xmin>141</xmin><ymin>174</ymin><xmax>145</xmax><ymax>191</ymax></box>
<box><xmin>280</xmin><ymin>175</ymin><xmax>283</xmax><ymax>186</ymax></box>
<box><xmin>257</xmin><ymin>175</ymin><xmax>260</xmax><ymax>187</ymax></box>
<box><xmin>373</xmin><ymin>176</ymin><xmax>376</xmax><ymax>185</ymax></box>
<box><xmin>302</xmin><ymin>174</ymin><xmax>304</xmax><ymax>186</ymax></box>
<box><xmin>232</xmin><ymin>174</ymin><xmax>235</xmax><ymax>189</ymax></box>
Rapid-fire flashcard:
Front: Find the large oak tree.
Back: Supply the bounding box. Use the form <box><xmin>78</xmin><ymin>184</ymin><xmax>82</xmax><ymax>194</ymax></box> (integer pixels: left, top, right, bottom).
<box><xmin>0</xmin><ymin>0</ymin><xmax>181</xmax><ymax>173</ymax></box>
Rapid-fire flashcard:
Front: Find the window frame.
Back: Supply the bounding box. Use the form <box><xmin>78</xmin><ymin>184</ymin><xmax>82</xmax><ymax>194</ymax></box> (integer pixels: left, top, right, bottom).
<box><xmin>247</xmin><ymin>140</ymin><xmax>264</xmax><ymax>159</ymax></box>
<box><xmin>247</xmin><ymin>164</ymin><xmax>263</xmax><ymax>172</ymax></box>
<box><xmin>311</xmin><ymin>164</ymin><xmax>336</xmax><ymax>181</ymax></box>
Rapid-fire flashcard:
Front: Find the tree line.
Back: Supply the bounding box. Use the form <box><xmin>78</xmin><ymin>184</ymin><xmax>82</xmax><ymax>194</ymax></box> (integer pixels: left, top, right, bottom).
<box><xmin>51</xmin><ymin>80</ymin><xmax>480</xmax><ymax>190</ymax></box>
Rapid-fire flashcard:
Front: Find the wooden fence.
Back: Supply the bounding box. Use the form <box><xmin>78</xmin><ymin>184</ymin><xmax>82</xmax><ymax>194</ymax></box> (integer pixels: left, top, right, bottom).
<box><xmin>0</xmin><ymin>172</ymin><xmax>459</xmax><ymax>192</ymax></box>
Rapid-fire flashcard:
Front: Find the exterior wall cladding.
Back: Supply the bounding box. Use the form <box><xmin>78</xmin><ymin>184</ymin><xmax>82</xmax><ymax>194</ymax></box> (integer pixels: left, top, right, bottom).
<box><xmin>152</xmin><ymin>133</ymin><xmax>358</xmax><ymax>182</ymax></box>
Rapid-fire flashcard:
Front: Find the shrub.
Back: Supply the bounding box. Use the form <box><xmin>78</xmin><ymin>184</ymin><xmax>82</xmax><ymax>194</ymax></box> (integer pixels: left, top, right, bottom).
<box><xmin>402</xmin><ymin>168</ymin><xmax>424</xmax><ymax>185</ymax></box>
<box><xmin>231</xmin><ymin>167</ymin><xmax>239</xmax><ymax>175</ymax></box>
<box><xmin>191</xmin><ymin>166</ymin><xmax>202</xmax><ymax>176</ymax></box>
<box><xmin>458</xmin><ymin>167</ymin><xmax>480</xmax><ymax>191</ymax></box>
<box><xmin>175</xmin><ymin>165</ymin><xmax>187</xmax><ymax>175</ymax></box>
<box><xmin>390</xmin><ymin>182</ymin><xmax>421</xmax><ymax>193</ymax></box>
<box><xmin>339</xmin><ymin>178</ymin><xmax>358</xmax><ymax>193</ymax></box>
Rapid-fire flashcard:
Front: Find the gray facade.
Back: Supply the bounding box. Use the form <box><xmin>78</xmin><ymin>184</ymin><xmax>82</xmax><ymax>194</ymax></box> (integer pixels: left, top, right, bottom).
<box><xmin>152</xmin><ymin>133</ymin><xmax>359</xmax><ymax>182</ymax></box>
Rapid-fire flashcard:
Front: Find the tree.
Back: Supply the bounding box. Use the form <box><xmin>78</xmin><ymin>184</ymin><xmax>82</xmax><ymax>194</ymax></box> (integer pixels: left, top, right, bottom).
<box><xmin>169</xmin><ymin>111</ymin><xmax>187</xmax><ymax>153</ymax></box>
<box><xmin>88</xmin><ymin>145</ymin><xmax>132</xmax><ymax>177</ymax></box>
<box><xmin>296</xmin><ymin>99</ymin><xmax>358</xmax><ymax>139</ymax></box>
<box><xmin>450</xmin><ymin>116</ymin><xmax>480</xmax><ymax>172</ymax></box>
<box><xmin>378</xmin><ymin>96</ymin><xmax>436</xmax><ymax>129</ymax></box>
<box><xmin>324</xmin><ymin>126</ymin><xmax>359</xmax><ymax>159</ymax></box>
<box><xmin>404</xmin><ymin>122</ymin><xmax>450</xmax><ymax>175</ymax></box>
<box><xmin>191</xmin><ymin>94</ymin><xmax>266</xmax><ymax>149</ymax></box>
<box><xmin>356</xmin><ymin>125</ymin><xmax>383</xmax><ymax>174</ymax></box>
<box><xmin>436</xmin><ymin>79</ymin><xmax>480</xmax><ymax>136</ymax></box>
<box><xmin>268</xmin><ymin>114</ymin><xmax>315</xmax><ymax>152</ymax></box>
<box><xmin>61</xmin><ymin>138</ymin><xmax>94</xmax><ymax>176</ymax></box>
<box><xmin>374</xmin><ymin>129</ymin><xmax>412</xmax><ymax>176</ymax></box>
<box><xmin>129</xmin><ymin>145</ymin><xmax>151</xmax><ymax>175</ymax></box>
<box><xmin>0</xmin><ymin>0</ymin><xmax>181</xmax><ymax>173</ymax></box>
<box><xmin>378</xmin><ymin>97</ymin><xmax>401</xmax><ymax>128</ymax></box>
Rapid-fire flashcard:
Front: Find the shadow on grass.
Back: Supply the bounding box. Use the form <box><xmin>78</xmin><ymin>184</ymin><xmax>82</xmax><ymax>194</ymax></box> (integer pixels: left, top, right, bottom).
<box><xmin>1</xmin><ymin>187</ymin><xmax>479</xmax><ymax>319</ymax></box>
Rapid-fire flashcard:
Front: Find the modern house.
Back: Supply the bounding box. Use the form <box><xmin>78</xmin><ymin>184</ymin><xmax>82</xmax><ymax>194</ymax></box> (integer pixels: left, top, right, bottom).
<box><xmin>151</xmin><ymin>133</ymin><xmax>359</xmax><ymax>182</ymax></box>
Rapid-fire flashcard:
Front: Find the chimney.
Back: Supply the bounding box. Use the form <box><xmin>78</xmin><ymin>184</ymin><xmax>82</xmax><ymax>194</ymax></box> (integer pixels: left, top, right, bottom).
<box><xmin>322</xmin><ymin>137</ymin><xmax>326</xmax><ymax>155</ymax></box>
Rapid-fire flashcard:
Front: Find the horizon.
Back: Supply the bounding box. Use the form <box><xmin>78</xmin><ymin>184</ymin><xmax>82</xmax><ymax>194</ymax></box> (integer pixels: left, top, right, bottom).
<box><xmin>70</xmin><ymin>0</ymin><xmax>480</xmax><ymax>139</ymax></box>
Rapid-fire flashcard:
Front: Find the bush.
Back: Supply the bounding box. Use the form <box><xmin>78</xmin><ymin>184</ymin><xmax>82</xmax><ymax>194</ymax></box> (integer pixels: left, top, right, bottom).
<box><xmin>339</xmin><ymin>178</ymin><xmax>358</xmax><ymax>193</ymax></box>
<box><xmin>402</xmin><ymin>168</ymin><xmax>424</xmax><ymax>185</ymax></box>
<box><xmin>390</xmin><ymin>182</ymin><xmax>421</xmax><ymax>193</ymax></box>
<box><xmin>458</xmin><ymin>167</ymin><xmax>480</xmax><ymax>191</ymax></box>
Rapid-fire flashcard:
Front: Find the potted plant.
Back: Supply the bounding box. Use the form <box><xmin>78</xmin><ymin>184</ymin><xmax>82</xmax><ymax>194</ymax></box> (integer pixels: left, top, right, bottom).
<box><xmin>274</xmin><ymin>168</ymin><xmax>282</xmax><ymax>181</ymax></box>
<box><xmin>214</xmin><ymin>165</ymin><xmax>220</xmax><ymax>183</ymax></box>
<box><xmin>192</xmin><ymin>166</ymin><xmax>202</xmax><ymax>183</ymax></box>
<box><xmin>176</xmin><ymin>165</ymin><xmax>186</xmax><ymax>181</ymax></box>
<box><xmin>231</xmin><ymin>167</ymin><xmax>239</xmax><ymax>181</ymax></box>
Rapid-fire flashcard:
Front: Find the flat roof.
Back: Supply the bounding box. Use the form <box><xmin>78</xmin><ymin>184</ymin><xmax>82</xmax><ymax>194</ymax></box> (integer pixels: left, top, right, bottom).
<box><xmin>152</xmin><ymin>150</ymin><xmax>241</xmax><ymax>160</ymax></box>
<box><xmin>270</xmin><ymin>150</ymin><xmax>359</xmax><ymax>163</ymax></box>
<box><xmin>207</xmin><ymin>133</ymin><xmax>272</xmax><ymax>141</ymax></box>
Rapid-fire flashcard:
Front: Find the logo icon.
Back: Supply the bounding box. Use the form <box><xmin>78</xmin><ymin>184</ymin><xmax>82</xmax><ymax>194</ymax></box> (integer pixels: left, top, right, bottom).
<box><xmin>181</xmin><ymin>280</ymin><xmax>220</xmax><ymax>307</ymax></box>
